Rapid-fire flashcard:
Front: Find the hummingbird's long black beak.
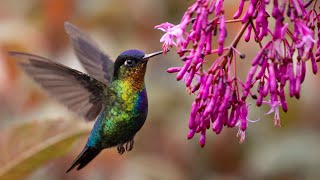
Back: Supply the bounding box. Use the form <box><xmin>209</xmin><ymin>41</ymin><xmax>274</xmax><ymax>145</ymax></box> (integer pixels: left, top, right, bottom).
<box><xmin>143</xmin><ymin>50</ymin><xmax>169</xmax><ymax>61</ymax></box>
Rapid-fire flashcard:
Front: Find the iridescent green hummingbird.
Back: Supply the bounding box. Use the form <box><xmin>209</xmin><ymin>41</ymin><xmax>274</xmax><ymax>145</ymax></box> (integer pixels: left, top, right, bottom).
<box><xmin>9</xmin><ymin>22</ymin><xmax>165</xmax><ymax>172</ymax></box>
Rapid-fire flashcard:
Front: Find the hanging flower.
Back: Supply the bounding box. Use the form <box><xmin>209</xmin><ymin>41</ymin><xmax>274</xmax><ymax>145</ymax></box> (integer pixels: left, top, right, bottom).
<box><xmin>156</xmin><ymin>0</ymin><xmax>320</xmax><ymax>147</ymax></box>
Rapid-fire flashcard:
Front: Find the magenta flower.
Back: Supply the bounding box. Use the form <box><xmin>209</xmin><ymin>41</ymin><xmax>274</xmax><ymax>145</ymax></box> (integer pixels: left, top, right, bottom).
<box><xmin>236</xmin><ymin>104</ymin><xmax>249</xmax><ymax>144</ymax></box>
<box><xmin>156</xmin><ymin>0</ymin><xmax>320</xmax><ymax>147</ymax></box>
<box><xmin>294</xmin><ymin>20</ymin><xmax>316</xmax><ymax>59</ymax></box>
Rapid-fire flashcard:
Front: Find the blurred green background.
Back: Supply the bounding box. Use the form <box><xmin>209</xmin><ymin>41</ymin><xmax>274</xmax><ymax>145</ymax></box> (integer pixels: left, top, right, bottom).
<box><xmin>1</xmin><ymin>0</ymin><xmax>320</xmax><ymax>180</ymax></box>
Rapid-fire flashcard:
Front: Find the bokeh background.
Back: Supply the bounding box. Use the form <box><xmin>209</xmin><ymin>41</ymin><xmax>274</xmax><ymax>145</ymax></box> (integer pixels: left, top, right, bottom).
<box><xmin>0</xmin><ymin>0</ymin><xmax>320</xmax><ymax>180</ymax></box>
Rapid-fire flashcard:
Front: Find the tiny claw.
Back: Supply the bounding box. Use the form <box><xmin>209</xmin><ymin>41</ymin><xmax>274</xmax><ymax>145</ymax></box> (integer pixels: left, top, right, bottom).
<box><xmin>125</xmin><ymin>139</ymin><xmax>134</xmax><ymax>151</ymax></box>
<box><xmin>117</xmin><ymin>145</ymin><xmax>125</xmax><ymax>154</ymax></box>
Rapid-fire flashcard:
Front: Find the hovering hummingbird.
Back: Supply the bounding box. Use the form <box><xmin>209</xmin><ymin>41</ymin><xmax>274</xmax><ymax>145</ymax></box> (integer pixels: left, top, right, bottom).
<box><xmin>9</xmin><ymin>22</ymin><xmax>166</xmax><ymax>172</ymax></box>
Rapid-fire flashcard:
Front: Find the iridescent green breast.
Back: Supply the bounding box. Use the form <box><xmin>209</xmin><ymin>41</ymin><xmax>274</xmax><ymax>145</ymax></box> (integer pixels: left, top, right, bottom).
<box><xmin>87</xmin><ymin>79</ymin><xmax>148</xmax><ymax>149</ymax></box>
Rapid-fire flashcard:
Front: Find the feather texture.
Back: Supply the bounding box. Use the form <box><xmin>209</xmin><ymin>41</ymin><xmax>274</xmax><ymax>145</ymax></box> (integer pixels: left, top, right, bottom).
<box><xmin>9</xmin><ymin>52</ymin><xmax>111</xmax><ymax>121</ymax></box>
<box><xmin>64</xmin><ymin>22</ymin><xmax>114</xmax><ymax>84</ymax></box>
<box><xmin>66</xmin><ymin>146</ymin><xmax>101</xmax><ymax>172</ymax></box>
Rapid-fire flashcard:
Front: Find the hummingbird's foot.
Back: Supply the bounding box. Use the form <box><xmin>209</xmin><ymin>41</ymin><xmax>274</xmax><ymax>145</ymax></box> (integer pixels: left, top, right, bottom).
<box><xmin>116</xmin><ymin>139</ymin><xmax>135</xmax><ymax>154</ymax></box>
<box><xmin>125</xmin><ymin>139</ymin><xmax>134</xmax><ymax>151</ymax></box>
<box><xmin>117</xmin><ymin>145</ymin><xmax>125</xmax><ymax>154</ymax></box>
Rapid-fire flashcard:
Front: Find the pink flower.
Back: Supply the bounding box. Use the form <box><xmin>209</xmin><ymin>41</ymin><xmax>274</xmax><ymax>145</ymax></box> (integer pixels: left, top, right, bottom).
<box><xmin>237</xmin><ymin>130</ymin><xmax>246</xmax><ymax>144</ymax></box>
<box><xmin>154</xmin><ymin>22</ymin><xmax>186</xmax><ymax>52</ymax></box>
<box><xmin>263</xmin><ymin>99</ymin><xmax>281</xmax><ymax>127</ymax></box>
<box><xmin>295</xmin><ymin>20</ymin><xmax>316</xmax><ymax>60</ymax></box>
<box><xmin>236</xmin><ymin>104</ymin><xmax>260</xmax><ymax>143</ymax></box>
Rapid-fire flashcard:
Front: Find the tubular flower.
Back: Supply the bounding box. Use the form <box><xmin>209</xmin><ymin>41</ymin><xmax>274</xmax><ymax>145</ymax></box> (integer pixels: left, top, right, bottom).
<box><xmin>156</xmin><ymin>0</ymin><xmax>320</xmax><ymax>147</ymax></box>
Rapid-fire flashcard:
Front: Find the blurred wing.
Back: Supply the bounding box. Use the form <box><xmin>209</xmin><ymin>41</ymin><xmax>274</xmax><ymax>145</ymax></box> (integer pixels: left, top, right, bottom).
<box><xmin>10</xmin><ymin>52</ymin><xmax>113</xmax><ymax>121</ymax></box>
<box><xmin>64</xmin><ymin>22</ymin><xmax>114</xmax><ymax>84</ymax></box>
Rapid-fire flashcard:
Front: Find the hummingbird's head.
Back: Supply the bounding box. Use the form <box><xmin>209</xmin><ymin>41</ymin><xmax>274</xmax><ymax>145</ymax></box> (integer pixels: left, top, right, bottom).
<box><xmin>113</xmin><ymin>49</ymin><xmax>163</xmax><ymax>81</ymax></box>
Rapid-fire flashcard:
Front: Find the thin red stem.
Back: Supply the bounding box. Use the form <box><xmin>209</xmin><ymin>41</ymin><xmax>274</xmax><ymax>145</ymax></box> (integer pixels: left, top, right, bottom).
<box><xmin>224</xmin><ymin>19</ymin><xmax>242</xmax><ymax>24</ymax></box>
<box><xmin>250</xmin><ymin>20</ymin><xmax>263</xmax><ymax>48</ymax></box>
<box><xmin>314</xmin><ymin>0</ymin><xmax>318</xmax><ymax>9</ymax></box>
<box><xmin>221</xmin><ymin>19</ymin><xmax>251</xmax><ymax>67</ymax></box>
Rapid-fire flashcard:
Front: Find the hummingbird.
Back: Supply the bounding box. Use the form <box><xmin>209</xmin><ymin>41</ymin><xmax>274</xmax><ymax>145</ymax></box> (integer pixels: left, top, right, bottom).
<box><xmin>9</xmin><ymin>22</ymin><xmax>166</xmax><ymax>172</ymax></box>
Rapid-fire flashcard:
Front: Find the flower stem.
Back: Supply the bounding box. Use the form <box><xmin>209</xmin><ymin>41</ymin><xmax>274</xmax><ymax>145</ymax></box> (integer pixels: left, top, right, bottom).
<box><xmin>221</xmin><ymin>19</ymin><xmax>251</xmax><ymax>67</ymax></box>
<box><xmin>224</xmin><ymin>19</ymin><xmax>242</xmax><ymax>24</ymax></box>
<box><xmin>304</xmin><ymin>0</ymin><xmax>314</xmax><ymax>8</ymax></box>
<box><xmin>227</xmin><ymin>20</ymin><xmax>251</xmax><ymax>56</ymax></box>
<box><xmin>249</xmin><ymin>19</ymin><xmax>263</xmax><ymax>48</ymax></box>
<box><xmin>193</xmin><ymin>18</ymin><xmax>243</xmax><ymax>24</ymax></box>
<box><xmin>314</xmin><ymin>0</ymin><xmax>318</xmax><ymax>9</ymax></box>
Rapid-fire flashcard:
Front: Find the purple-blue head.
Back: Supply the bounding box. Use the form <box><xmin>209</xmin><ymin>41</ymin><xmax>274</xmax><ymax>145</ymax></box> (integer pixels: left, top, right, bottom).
<box><xmin>113</xmin><ymin>49</ymin><xmax>164</xmax><ymax>80</ymax></box>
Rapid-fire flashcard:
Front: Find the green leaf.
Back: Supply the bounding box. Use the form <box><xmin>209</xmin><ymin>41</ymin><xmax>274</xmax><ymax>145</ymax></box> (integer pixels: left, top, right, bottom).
<box><xmin>0</xmin><ymin>119</ymin><xmax>91</xmax><ymax>180</ymax></box>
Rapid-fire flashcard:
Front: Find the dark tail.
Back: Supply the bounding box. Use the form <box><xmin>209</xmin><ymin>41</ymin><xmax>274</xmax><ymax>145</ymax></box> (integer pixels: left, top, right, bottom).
<box><xmin>66</xmin><ymin>146</ymin><xmax>101</xmax><ymax>173</ymax></box>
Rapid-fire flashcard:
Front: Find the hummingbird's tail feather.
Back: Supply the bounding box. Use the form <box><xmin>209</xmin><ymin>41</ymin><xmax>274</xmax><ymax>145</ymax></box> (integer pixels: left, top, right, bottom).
<box><xmin>66</xmin><ymin>146</ymin><xmax>101</xmax><ymax>173</ymax></box>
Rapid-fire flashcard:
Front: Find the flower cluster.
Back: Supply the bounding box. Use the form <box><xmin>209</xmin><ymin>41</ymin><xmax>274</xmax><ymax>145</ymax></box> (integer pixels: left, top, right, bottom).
<box><xmin>155</xmin><ymin>0</ymin><xmax>320</xmax><ymax>147</ymax></box>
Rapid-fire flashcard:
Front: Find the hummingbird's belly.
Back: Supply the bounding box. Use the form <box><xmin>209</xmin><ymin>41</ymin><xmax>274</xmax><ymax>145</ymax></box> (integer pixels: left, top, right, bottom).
<box><xmin>87</xmin><ymin>87</ymin><xmax>148</xmax><ymax>149</ymax></box>
<box><xmin>103</xmin><ymin>113</ymin><xmax>146</xmax><ymax>147</ymax></box>
<box><xmin>87</xmin><ymin>98</ymin><xmax>148</xmax><ymax>149</ymax></box>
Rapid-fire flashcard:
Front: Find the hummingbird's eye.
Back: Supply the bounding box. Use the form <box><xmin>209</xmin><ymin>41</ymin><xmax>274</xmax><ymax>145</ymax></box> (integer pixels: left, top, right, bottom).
<box><xmin>124</xmin><ymin>59</ymin><xmax>135</xmax><ymax>67</ymax></box>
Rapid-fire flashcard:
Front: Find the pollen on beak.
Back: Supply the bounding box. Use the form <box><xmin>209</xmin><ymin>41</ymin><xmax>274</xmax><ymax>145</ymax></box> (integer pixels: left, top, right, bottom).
<box><xmin>143</xmin><ymin>50</ymin><xmax>169</xmax><ymax>61</ymax></box>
